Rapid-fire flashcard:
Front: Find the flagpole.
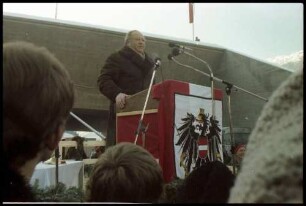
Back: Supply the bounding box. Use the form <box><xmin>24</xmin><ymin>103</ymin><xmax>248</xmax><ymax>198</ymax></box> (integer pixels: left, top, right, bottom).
<box><xmin>192</xmin><ymin>22</ymin><xmax>195</xmax><ymax>41</ymax></box>
<box><xmin>55</xmin><ymin>3</ymin><xmax>58</xmax><ymax>19</ymax></box>
<box><xmin>189</xmin><ymin>3</ymin><xmax>195</xmax><ymax>41</ymax></box>
<box><xmin>192</xmin><ymin>3</ymin><xmax>195</xmax><ymax>41</ymax></box>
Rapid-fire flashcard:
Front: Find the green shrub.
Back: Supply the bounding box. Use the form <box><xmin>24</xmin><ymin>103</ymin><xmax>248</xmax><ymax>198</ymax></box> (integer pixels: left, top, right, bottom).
<box><xmin>32</xmin><ymin>180</ymin><xmax>85</xmax><ymax>202</ymax></box>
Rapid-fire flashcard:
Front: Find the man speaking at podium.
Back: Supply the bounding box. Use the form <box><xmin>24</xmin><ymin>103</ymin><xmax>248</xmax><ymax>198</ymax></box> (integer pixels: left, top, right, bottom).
<box><xmin>98</xmin><ymin>30</ymin><xmax>155</xmax><ymax>147</ymax></box>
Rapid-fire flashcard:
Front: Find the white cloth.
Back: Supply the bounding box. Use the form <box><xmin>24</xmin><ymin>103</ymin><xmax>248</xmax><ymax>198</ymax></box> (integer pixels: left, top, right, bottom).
<box><xmin>229</xmin><ymin>69</ymin><xmax>303</xmax><ymax>203</ymax></box>
<box><xmin>30</xmin><ymin>160</ymin><xmax>83</xmax><ymax>189</ymax></box>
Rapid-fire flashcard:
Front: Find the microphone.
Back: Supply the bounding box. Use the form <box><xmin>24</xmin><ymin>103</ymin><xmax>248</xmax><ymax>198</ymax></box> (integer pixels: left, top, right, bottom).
<box><xmin>168</xmin><ymin>54</ymin><xmax>173</xmax><ymax>60</ymax></box>
<box><xmin>168</xmin><ymin>47</ymin><xmax>182</xmax><ymax>60</ymax></box>
<box><xmin>169</xmin><ymin>42</ymin><xmax>192</xmax><ymax>51</ymax></box>
<box><xmin>155</xmin><ymin>57</ymin><xmax>161</xmax><ymax>66</ymax></box>
<box><xmin>151</xmin><ymin>53</ymin><xmax>161</xmax><ymax>66</ymax></box>
<box><xmin>172</xmin><ymin>47</ymin><xmax>181</xmax><ymax>56</ymax></box>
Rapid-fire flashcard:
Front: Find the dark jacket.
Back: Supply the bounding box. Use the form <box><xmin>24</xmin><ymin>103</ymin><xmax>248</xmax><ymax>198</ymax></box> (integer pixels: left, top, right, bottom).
<box><xmin>98</xmin><ymin>46</ymin><xmax>155</xmax><ymax>102</ymax></box>
<box><xmin>97</xmin><ymin>46</ymin><xmax>155</xmax><ymax>146</ymax></box>
<box><xmin>4</xmin><ymin>158</ymin><xmax>36</xmax><ymax>202</ymax></box>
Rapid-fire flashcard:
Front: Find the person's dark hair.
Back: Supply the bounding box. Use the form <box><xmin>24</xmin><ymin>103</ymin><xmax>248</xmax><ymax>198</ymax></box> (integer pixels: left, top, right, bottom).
<box><xmin>64</xmin><ymin>136</ymin><xmax>87</xmax><ymax>160</ymax></box>
<box><xmin>3</xmin><ymin>41</ymin><xmax>74</xmax><ymax>167</ymax></box>
<box><xmin>158</xmin><ymin>177</ymin><xmax>184</xmax><ymax>203</ymax></box>
<box><xmin>86</xmin><ymin>142</ymin><xmax>164</xmax><ymax>203</ymax></box>
<box><xmin>176</xmin><ymin>161</ymin><xmax>235</xmax><ymax>203</ymax></box>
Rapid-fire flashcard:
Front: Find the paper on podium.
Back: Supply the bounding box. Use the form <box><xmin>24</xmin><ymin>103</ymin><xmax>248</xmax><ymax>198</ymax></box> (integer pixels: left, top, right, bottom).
<box><xmin>116</xmin><ymin>89</ymin><xmax>159</xmax><ymax>114</ymax></box>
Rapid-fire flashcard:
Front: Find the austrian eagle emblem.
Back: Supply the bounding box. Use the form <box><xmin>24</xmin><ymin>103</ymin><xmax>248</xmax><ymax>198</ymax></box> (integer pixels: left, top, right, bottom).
<box><xmin>175</xmin><ymin>108</ymin><xmax>222</xmax><ymax>177</ymax></box>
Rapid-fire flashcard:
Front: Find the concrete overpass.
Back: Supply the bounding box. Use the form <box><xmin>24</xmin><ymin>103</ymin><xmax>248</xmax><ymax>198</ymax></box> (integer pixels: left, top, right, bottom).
<box><xmin>3</xmin><ymin>13</ymin><xmax>291</xmax><ymax>136</ymax></box>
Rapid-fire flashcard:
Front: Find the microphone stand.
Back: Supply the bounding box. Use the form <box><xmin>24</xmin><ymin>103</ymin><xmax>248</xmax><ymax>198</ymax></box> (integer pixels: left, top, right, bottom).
<box><xmin>55</xmin><ymin>146</ymin><xmax>59</xmax><ymax>187</ymax></box>
<box><xmin>170</xmin><ymin>56</ymin><xmax>267</xmax><ymax>171</ymax></box>
<box><xmin>171</xmin><ymin>57</ymin><xmax>219</xmax><ymax>162</ymax></box>
<box><xmin>183</xmin><ymin>51</ymin><xmax>217</xmax><ymax>161</ymax></box>
<box><xmin>224</xmin><ymin>82</ymin><xmax>237</xmax><ymax>175</ymax></box>
<box><xmin>134</xmin><ymin>59</ymin><xmax>161</xmax><ymax>146</ymax></box>
<box><xmin>170</xmin><ymin>52</ymin><xmax>268</xmax><ymax>101</ymax></box>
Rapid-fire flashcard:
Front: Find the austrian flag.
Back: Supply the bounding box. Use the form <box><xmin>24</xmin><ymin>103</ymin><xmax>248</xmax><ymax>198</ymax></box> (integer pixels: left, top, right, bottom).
<box><xmin>173</xmin><ymin>82</ymin><xmax>223</xmax><ymax>178</ymax></box>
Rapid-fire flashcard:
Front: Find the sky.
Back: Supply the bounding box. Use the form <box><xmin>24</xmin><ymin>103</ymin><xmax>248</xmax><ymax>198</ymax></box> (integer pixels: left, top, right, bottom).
<box><xmin>3</xmin><ymin>3</ymin><xmax>304</xmax><ymax>61</ymax></box>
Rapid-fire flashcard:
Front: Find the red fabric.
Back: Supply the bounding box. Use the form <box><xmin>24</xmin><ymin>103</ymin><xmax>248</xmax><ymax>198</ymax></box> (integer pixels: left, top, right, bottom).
<box><xmin>117</xmin><ymin>113</ymin><xmax>159</xmax><ymax>159</ymax></box>
<box><xmin>189</xmin><ymin>3</ymin><xmax>194</xmax><ymax>24</ymax></box>
<box><xmin>152</xmin><ymin>80</ymin><xmax>189</xmax><ymax>183</ymax></box>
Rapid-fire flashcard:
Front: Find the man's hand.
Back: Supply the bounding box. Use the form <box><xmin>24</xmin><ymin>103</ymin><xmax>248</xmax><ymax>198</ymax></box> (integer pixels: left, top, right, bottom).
<box><xmin>115</xmin><ymin>93</ymin><xmax>130</xmax><ymax>109</ymax></box>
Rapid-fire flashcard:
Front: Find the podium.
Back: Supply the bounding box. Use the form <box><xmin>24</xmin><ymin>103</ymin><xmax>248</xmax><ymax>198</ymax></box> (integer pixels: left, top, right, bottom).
<box><xmin>116</xmin><ymin>80</ymin><xmax>223</xmax><ymax>182</ymax></box>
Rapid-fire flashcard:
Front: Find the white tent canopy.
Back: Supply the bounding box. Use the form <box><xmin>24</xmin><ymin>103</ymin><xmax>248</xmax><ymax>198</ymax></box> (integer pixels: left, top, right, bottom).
<box><xmin>62</xmin><ymin>131</ymin><xmax>103</xmax><ymax>141</ymax></box>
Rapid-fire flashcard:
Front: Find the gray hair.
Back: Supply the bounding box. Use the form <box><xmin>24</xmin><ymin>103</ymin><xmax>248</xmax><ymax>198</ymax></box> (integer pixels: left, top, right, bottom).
<box><xmin>124</xmin><ymin>30</ymin><xmax>141</xmax><ymax>46</ymax></box>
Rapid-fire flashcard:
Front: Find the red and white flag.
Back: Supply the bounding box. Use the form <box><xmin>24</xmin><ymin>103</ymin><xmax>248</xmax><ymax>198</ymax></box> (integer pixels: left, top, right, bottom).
<box><xmin>189</xmin><ymin>3</ymin><xmax>194</xmax><ymax>24</ymax></box>
<box><xmin>173</xmin><ymin>83</ymin><xmax>223</xmax><ymax>178</ymax></box>
<box><xmin>151</xmin><ymin>80</ymin><xmax>223</xmax><ymax>182</ymax></box>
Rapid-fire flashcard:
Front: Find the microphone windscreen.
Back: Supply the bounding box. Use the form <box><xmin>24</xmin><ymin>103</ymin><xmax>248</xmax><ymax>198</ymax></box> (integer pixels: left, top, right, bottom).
<box><xmin>155</xmin><ymin>57</ymin><xmax>161</xmax><ymax>62</ymax></box>
<box><xmin>172</xmin><ymin>47</ymin><xmax>181</xmax><ymax>56</ymax></box>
